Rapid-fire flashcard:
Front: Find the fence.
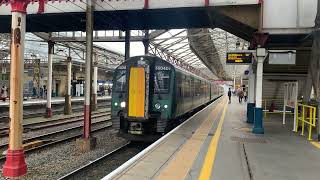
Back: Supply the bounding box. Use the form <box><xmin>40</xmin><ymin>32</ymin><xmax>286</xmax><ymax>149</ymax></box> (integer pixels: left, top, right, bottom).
<box><xmin>294</xmin><ymin>103</ymin><xmax>317</xmax><ymax>141</ymax></box>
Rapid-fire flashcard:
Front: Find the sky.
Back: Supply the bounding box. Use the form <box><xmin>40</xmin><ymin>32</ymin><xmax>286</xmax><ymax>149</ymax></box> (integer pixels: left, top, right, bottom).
<box><xmin>96</xmin><ymin>42</ymin><xmax>145</xmax><ymax>57</ymax></box>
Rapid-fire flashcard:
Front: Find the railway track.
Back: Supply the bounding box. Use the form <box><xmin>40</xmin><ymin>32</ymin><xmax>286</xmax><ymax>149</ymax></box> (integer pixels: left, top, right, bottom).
<box><xmin>0</xmin><ymin>102</ymin><xmax>110</xmax><ymax>122</ymax></box>
<box><xmin>0</xmin><ymin>116</ymin><xmax>111</xmax><ymax>150</ymax></box>
<box><xmin>0</xmin><ymin>110</ymin><xmax>110</xmax><ymax>137</ymax></box>
<box><xmin>0</xmin><ymin>118</ymin><xmax>112</xmax><ymax>163</ymax></box>
<box><xmin>58</xmin><ymin>142</ymin><xmax>148</xmax><ymax>180</ymax></box>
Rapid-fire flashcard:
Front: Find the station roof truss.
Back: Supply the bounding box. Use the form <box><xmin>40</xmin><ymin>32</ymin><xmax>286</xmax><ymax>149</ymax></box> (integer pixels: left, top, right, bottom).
<box><xmin>0</xmin><ymin>33</ymin><xmax>125</xmax><ymax>71</ymax></box>
<box><xmin>1</xmin><ymin>28</ymin><xmax>248</xmax><ymax>81</ymax></box>
<box><xmin>147</xmin><ymin>28</ymin><xmax>249</xmax><ymax>80</ymax></box>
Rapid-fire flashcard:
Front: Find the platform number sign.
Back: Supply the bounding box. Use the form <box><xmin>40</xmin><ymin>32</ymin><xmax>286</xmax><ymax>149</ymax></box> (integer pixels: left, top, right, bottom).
<box><xmin>226</xmin><ymin>52</ymin><xmax>253</xmax><ymax>64</ymax></box>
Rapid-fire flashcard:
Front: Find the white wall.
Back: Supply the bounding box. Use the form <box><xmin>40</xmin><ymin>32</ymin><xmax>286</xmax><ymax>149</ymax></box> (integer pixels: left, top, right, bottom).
<box><xmin>263</xmin><ymin>0</ymin><xmax>317</xmax><ymax>31</ymax></box>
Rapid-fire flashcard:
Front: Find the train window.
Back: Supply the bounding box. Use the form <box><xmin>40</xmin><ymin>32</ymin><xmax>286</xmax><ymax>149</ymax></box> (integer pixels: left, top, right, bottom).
<box><xmin>154</xmin><ymin>71</ymin><xmax>171</xmax><ymax>93</ymax></box>
<box><xmin>114</xmin><ymin>70</ymin><xmax>126</xmax><ymax>92</ymax></box>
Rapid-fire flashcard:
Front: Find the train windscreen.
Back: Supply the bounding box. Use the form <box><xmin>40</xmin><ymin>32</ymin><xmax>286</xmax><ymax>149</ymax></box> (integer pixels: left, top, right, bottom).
<box><xmin>114</xmin><ymin>70</ymin><xmax>126</xmax><ymax>92</ymax></box>
<box><xmin>154</xmin><ymin>71</ymin><xmax>170</xmax><ymax>94</ymax></box>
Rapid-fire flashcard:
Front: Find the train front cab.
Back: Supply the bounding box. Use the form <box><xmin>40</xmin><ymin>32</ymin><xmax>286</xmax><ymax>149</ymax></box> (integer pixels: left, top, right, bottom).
<box><xmin>111</xmin><ymin>56</ymin><xmax>175</xmax><ymax>140</ymax></box>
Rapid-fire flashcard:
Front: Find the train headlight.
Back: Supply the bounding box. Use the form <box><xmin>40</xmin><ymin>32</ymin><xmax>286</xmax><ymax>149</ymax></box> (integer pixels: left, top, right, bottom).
<box><xmin>164</xmin><ymin>104</ymin><xmax>168</xmax><ymax>109</ymax></box>
<box><xmin>120</xmin><ymin>102</ymin><xmax>126</xmax><ymax>108</ymax></box>
<box><xmin>114</xmin><ymin>102</ymin><xmax>118</xmax><ymax>106</ymax></box>
<box><xmin>154</xmin><ymin>103</ymin><xmax>161</xmax><ymax>110</ymax></box>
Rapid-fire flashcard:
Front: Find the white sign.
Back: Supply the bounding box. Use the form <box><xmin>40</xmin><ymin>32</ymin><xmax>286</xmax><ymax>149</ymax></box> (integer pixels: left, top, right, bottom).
<box><xmin>269</xmin><ymin>50</ymin><xmax>296</xmax><ymax>65</ymax></box>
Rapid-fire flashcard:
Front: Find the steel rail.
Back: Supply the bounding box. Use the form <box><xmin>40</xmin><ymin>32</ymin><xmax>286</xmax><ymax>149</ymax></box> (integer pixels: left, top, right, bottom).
<box><xmin>57</xmin><ymin>142</ymin><xmax>131</xmax><ymax>180</ymax></box>
<box><xmin>0</xmin><ymin>103</ymin><xmax>110</xmax><ymax>123</ymax></box>
<box><xmin>0</xmin><ymin>111</ymin><xmax>110</xmax><ymax>135</ymax></box>
<box><xmin>0</xmin><ymin>117</ymin><xmax>111</xmax><ymax>150</ymax></box>
<box><xmin>0</xmin><ymin>121</ymin><xmax>113</xmax><ymax>163</ymax></box>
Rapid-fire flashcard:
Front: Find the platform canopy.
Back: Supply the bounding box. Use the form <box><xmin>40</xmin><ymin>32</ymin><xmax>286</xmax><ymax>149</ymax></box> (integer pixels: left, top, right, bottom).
<box><xmin>0</xmin><ymin>33</ymin><xmax>125</xmax><ymax>71</ymax></box>
<box><xmin>148</xmin><ymin>29</ymin><xmax>249</xmax><ymax>80</ymax></box>
<box><xmin>0</xmin><ymin>28</ymin><xmax>248</xmax><ymax>80</ymax></box>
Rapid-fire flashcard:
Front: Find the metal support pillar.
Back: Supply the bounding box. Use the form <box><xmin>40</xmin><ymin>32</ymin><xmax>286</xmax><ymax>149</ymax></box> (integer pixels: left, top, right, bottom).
<box><xmin>247</xmin><ymin>65</ymin><xmax>255</xmax><ymax>123</ymax></box>
<box><xmin>233</xmin><ymin>65</ymin><xmax>236</xmax><ymax>91</ymax></box>
<box><xmin>303</xmin><ymin>66</ymin><xmax>313</xmax><ymax>103</ymax></box>
<box><xmin>77</xmin><ymin>0</ymin><xmax>96</xmax><ymax>152</ymax></box>
<box><xmin>84</xmin><ymin>0</ymin><xmax>93</xmax><ymax>139</ymax></box>
<box><xmin>312</xmin><ymin>0</ymin><xmax>320</xmax><ymax>141</ymax></box>
<box><xmin>125</xmin><ymin>30</ymin><xmax>131</xmax><ymax>60</ymax></box>
<box><xmin>64</xmin><ymin>56</ymin><xmax>72</xmax><ymax>115</ymax></box>
<box><xmin>91</xmin><ymin>61</ymin><xmax>98</xmax><ymax>111</ymax></box>
<box><xmin>233</xmin><ymin>76</ymin><xmax>236</xmax><ymax>92</ymax></box>
<box><xmin>3</xmin><ymin>1</ymin><xmax>28</xmax><ymax>177</ymax></box>
<box><xmin>143</xmin><ymin>30</ymin><xmax>150</xmax><ymax>55</ymax></box>
<box><xmin>253</xmin><ymin>48</ymin><xmax>266</xmax><ymax>134</ymax></box>
<box><xmin>46</xmin><ymin>41</ymin><xmax>53</xmax><ymax>118</ymax></box>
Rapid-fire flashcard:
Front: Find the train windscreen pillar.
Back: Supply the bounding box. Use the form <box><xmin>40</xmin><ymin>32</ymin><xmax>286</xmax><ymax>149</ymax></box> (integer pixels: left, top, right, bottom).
<box><xmin>143</xmin><ymin>30</ymin><xmax>150</xmax><ymax>55</ymax></box>
<box><xmin>247</xmin><ymin>65</ymin><xmax>255</xmax><ymax>124</ymax></box>
<box><xmin>2</xmin><ymin>0</ymin><xmax>28</xmax><ymax>177</ymax></box>
<box><xmin>125</xmin><ymin>30</ymin><xmax>131</xmax><ymax>60</ymax></box>
<box><xmin>46</xmin><ymin>41</ymin><xmax>54</xmax><ymax>118</ymax></box>
<box><xmin>253</xmin><ymin>48</ymin><xmax>266</xmax><ymax>134</ymax></box>
<box><xmin>64</xmin><ymin>56</ymin><xmax>72</xmax><ymax>115</ymax></box>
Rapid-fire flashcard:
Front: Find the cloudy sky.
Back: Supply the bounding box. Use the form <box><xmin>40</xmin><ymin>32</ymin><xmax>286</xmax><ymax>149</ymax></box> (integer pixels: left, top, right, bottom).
<box><xmin>96</xmin><ymin>42</ymin><xmax>145</xmax><ymax>56</ymax></box>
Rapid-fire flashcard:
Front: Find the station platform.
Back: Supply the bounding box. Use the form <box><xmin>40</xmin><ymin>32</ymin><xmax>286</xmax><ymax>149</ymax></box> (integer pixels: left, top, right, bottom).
<box><xmin>0</xmin><ymin>96</ymin><xmax>111</xmax><ymax>107</ymax></box>
<box><xmin>104</xmin><ymin>96</ymin><xmax>320</xmax><ymax>180</ymax></box>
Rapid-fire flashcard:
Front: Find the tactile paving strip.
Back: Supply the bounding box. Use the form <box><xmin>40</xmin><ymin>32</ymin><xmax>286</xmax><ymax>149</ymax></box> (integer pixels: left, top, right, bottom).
<box><xmin>230</xmin><ymin>136</ymin><xmax>267</xmax><ymax>144</ymax></box>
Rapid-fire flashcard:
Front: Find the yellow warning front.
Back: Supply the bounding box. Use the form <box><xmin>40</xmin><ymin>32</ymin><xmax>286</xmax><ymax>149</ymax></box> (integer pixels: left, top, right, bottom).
<box><xmin>128</xmin><ymin>67</ymin><xmax>145</xmax><ymax>117</ymax></box>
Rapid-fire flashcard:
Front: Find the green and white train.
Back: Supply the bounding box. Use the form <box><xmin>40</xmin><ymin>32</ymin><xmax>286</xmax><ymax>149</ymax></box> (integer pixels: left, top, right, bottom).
<box><xmin>111</xmin><ymin>56</ymin><xmax>223</xmax><ymax>141</ymax></box>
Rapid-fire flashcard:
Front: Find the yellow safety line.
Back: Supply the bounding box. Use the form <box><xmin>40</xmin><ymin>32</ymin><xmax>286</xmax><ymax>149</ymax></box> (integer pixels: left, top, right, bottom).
<box><xmin>156</xmin><ymin>98</ymin><xmax>226</xmax><ymax>180</ymax></box>
<box><xmin>198</xmin><ymin>100</ymin><xmax>228</xmax><ymax>180</ymax></box>
<box><xmin>311</xmin><ymin>141</ymin><xmax>320</xmax><ymax>149</ymax></box>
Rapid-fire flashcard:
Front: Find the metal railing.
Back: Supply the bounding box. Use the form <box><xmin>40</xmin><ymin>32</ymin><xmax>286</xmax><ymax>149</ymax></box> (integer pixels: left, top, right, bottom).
<box><xmin>262</xmin><ymin>99</ymin><xmax>293</xmax><ymax>118</ymax></box>
<box><xmin>294</xmin><ymin>103</ymin><xmax>317</xmax><ymax>140</ymax></box>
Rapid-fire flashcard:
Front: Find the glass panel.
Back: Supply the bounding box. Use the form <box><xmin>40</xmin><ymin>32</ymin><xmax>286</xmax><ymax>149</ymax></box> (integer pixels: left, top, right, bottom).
<box><xmin>154</xmin><ymin>71</ymin><xmax>171</xmax><ymax>94</ymax></box>
<box><xmin>114</xmin><ymin>70</ymin><xmax>126</xmax><ymax>92</ymax></box>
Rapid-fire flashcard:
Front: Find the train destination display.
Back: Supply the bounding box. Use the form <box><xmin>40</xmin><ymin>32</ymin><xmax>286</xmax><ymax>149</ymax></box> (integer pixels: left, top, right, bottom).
<box><xmin>226</xmin><ymin>52</ymin><xmax>253</xmax><ymax>64</ymax></box>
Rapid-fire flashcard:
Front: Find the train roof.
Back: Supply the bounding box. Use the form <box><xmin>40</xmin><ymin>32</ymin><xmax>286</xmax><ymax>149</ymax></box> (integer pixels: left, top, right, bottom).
<box><xmin>115</xmin><ymin>55</ymin><xmax>215</xmax><ymax>84</ymax></box>
<box><xmin>114</xmin><ymin>55</ymin><xmax>174</xmax><ymax>69</ymax></box>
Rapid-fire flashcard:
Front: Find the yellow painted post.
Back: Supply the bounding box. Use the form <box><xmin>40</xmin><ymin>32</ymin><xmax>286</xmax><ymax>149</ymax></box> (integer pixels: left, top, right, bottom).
<box><xmin>308</xmin><ymin>108</ymin><xmax>312</xmax><ymax>140</ymax></box>
<box><xmin>313</xmin><ymin>107</ymin><xmax>316</xmax><ymax>126</ymax></box>
<box><xmin>301</xmin><ymin>106</ymin><xmax>305</xmax><ymax>136</ymax></box>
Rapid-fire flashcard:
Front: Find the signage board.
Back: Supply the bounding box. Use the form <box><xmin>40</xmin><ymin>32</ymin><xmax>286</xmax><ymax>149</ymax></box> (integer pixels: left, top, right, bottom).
<box><xmin>268</xmin><ymin>50</ymin><xmax>296</xmax><ymax>65</ymax></box>
<box><xmin>226</xmin><ymin>52</ymin><xmax>253</xmax><ymax>64</ymax></box>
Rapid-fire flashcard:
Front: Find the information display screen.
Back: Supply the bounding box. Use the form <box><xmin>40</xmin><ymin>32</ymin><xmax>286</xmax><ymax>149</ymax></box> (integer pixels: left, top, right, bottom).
<box><xmin>226</xmin><ymin>52</ymin><xmax>253</xmax><ymax>64</ymax></box>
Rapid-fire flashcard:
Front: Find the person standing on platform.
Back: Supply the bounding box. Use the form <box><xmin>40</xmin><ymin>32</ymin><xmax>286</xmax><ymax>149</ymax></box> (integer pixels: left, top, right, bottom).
<box><xmin>107</xmin><ymin>86</ymin><xmax>111</xmax><ymax>96</ymax></box>
<box><xmin>244</xmin><ymin>90</ymin><xmax>248</xmax><ymax>102</ymax></box>
<box><xmin>43</xmin><ymin>85</ymin><xmax>47</xmax><ymax>99</ymax></box>
<box><xmin>40</xmin><ymin>86</ymin><xmax>43</xmax><ymax>99</ymax></box>
<box><xmin>238</xmin><ymin>89</ymin><xmax>244</xmax><ymax>103</ymax></box>
<box><xmin>1</xmin><ymin>85</ymin><xmax>7</xmax><ymax>102</ymax></box>
<box><xmin>228</xmin><ymin>88</ymin><xmax>232</xmax><ymax>104</ymax></box>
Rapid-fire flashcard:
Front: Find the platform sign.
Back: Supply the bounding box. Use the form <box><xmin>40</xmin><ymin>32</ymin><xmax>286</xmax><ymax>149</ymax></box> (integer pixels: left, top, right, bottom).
<box><xmin>226</xmin><ymin>52</ymin><xmax>253</xmax><ymax>64</ymax></box>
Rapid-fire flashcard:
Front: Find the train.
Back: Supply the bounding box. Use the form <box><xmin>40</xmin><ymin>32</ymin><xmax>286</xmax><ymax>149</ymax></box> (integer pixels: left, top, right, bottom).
<box><xmin>111</xmin><ymin>56</ymin><xmax>223</xmax><ymax>141</ymax></box>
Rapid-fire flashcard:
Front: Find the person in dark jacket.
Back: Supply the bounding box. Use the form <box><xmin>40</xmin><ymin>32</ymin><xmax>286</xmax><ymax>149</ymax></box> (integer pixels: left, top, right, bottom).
<box><xmin>228</xmin><ymin>88</ymin><xmax>232</xmax><ymax>104</ymax></box>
